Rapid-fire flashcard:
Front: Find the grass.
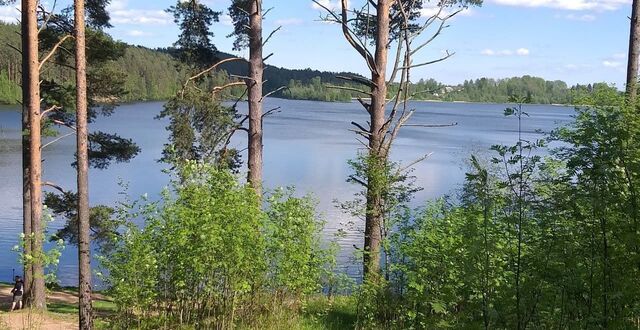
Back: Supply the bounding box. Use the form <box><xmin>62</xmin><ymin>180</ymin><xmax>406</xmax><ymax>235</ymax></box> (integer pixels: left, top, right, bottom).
<box><xmin>242</xmin><ymin>296</ymin><xmax>357</xmax><ymax>330</ymax></box>
<box><xmin>1</xmin><ymin>284</ymin><xmax>357</xmax><ymax>329</ymax></box>
<box><xmin>47</xmin><ymin>299</ymin><xmax>116</xmax><ymax>316</ymax></box>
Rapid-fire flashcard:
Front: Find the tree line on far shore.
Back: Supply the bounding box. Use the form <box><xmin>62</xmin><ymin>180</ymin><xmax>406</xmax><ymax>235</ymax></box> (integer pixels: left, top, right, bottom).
<box><xmin>0</xmin><ymin>22</ymin><xmax>617</xmax><ymax>106</ymax></box>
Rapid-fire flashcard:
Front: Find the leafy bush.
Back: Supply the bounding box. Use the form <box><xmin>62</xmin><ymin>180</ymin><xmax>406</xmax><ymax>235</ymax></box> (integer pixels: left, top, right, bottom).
<box><xmin>101</xmin><ymin>162</ymin><xmax>332</xmax><ymax>329</ymax></box>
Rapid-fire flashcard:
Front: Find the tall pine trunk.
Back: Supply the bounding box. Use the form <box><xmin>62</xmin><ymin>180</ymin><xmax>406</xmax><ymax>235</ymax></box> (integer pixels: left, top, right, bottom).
<box><xmin>24</xmin><ymin>0</ymin><xmax>46</xmax><ymax>309</ymax></box>
<box><xmin>627</xmin><ymin>0</ymin><xmax>640</xmax><ymax>103</ymax></box>
<box><xmin>247</xmin><ymin>0</ymin><xmax>264</xmax><ymax>196</ymax></box>
<box><xmin>75</xmin><ymin>0</ymin><xmax>93</xmax><ymax>328</ymax></box>
<box><xmin>363</xmin><ymin>0</ymin><xmax>390</xmax><ymax>278</ymax></box>
<box><xmin>20</xmin><ymin>0</ymin><xmax>32</xmax><ymax>303</ymax></box>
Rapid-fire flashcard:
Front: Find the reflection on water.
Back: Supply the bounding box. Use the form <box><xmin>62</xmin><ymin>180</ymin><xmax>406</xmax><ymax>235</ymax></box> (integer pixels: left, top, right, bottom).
<box><xmin>0</xmin><ymin>99</ymin><xmax>574</xmax><ymax>285</ymax></box>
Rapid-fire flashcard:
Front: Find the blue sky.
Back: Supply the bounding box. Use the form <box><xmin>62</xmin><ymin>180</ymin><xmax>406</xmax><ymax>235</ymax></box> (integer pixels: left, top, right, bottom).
<box><xmin>0</xmin><ymin>0</ymin><xmax>633</xmax><ymax>86</ymax></box>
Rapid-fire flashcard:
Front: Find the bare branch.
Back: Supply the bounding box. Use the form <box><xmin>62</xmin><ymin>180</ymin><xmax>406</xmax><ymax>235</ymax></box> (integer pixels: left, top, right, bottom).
<box><xmin>337</xmin><ymin>74</ymin><xmax>377</xmax><ymax>88</ymax></box>
<box><xmin>261</xmin><ymin>86</ymin><xmax>287</xmax><ymax>101</ymax></box>
<box><xmin>410</xmin><ymin>10</ymin><xmax>461</xmax><ymax>57</ymax></box>
<box><xmin>312</xmin><ymin>0</ymin><xmax>378</xmax><ymax>73</ymax></box>
<box><xmin>263</xmin><ymin>53</ymin><xmax>274</xmax><ymax>62</ymax></box>
<box><xmin>38</xmin><ymin>0</ymin><xmax>57</xmax><ymax>34</ymax></box>
<box><xmin>230</xmin><ymin>74</ymin><xmax>254</xmax><ymax>81</ymax></box>
<box><xmin>326</xmin><ymin>84</ymin><xmax>373</xmax><ymax>96</ymax></box>
<box><xmin>400</xmin><ymin>51</ymin><xmax>454</xmax><ymax>70</ymax></box>
<box><xmin>351</xmin><ymin>121</ymin><xmax>370</xmax><ymax>134</ymax></box>
<box><xmin>40</xmin><ymin>105</ymin><xmax>62</xmax><ymax>117</ymax></box>
<box><xmin>6</xmin><ymin>43</ymin><xmax>21</xmax><ymax>55</ymax></box>
<box><xmin>212</xmin><ymin>81</ymin><xmax>246</xmax><ymax>95</ymax></box>
<box><xmin>262</xmin><ymin>106</ymin><xmax>282</xmax><ymax>118</ymax></box>
<box><xmin>348</xmin><ymin>175</ymin><xmax>369</xmax><ymax>188</ymax></box>
<box><xmin>42</xmin><ymin>181</ymin><xmax>66</xmax><ymax>193</ymax></box>
<box><xmin>263</xmin><ymin>6</ymin><xmax>274</xmax><ymax>18</ymax></box>
<box><xmin>403</xmin><ymin>122</ymin><xmax>459</xmax><ymax>128</ymax></box>
<box><xmin>263</xmin><ymin>26</ymin><xmax>281</xmax><ymax>47</ymax></box>
<box><xmin>397</xmin><ymin>152</ymin><xmax>434</xmax><ymax>174</ymax></box>
<box><xmin>39</xmin><ymin>34</ymin><xmax>73</xmax><ymax>70</ymax></box>
<box><xmin>51</xmin><ymin>119</ymin><xmax>76</xmax><ymax>131</ymax></box>
<box><xmin>184</xmin><ymin>58</ymin><xmax>245</xmax><ymax>89</ymax></box>
<box><xmin>41</xmin><ymin>131</ymin><xmax>74</xmax><ymax>150</ymax></box>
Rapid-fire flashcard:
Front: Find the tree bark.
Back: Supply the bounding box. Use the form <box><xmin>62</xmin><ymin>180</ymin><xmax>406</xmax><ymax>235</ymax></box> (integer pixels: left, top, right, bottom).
<box><xmin>75</xmin><ymin>0</ymin><xmax>93</xmax><ymax>328</ymax></box>
<box><xmin>363</xmin><ymin>0</ymin><xmax>391</xmax><ymax>279</ymax></box>
<box><xmin>24</xmin><ymin>0</ymin><xmax>46</xmax><ymax>310</ymax></box>
<box><xmin>247</xmin><ymin>0</ymin><xmax>264</xmax><ymax>196</ymax></box>
<box><xmin>20</xmin><ymin>0</ymin><xmax>32</xmax><ymax>304</ymax></box>
<box><xmin>627</xmin><ymin>0</ymin><xmax>640</xmax><ymax>104</ymax></box>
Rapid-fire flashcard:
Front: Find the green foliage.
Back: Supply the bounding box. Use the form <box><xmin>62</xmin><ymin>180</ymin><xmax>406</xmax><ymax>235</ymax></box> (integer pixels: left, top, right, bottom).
<box><xmin>167</xmin><ymin>0</ymin><xmax>220</xmax><ymax>67</ymax></box>
<box><xmin>444</xmin><ymin>76</ymin><xmax>621</xmax><ymax>104</ymax></box>
<box><xmin>158</xmin><ymin>84</ymin><xmax>239</xmax><ymax>167</ymax></box>
<box><xmin>265</xmin><ymin>188</ymin><xmax>325</xmax><ymax>298</ymax></box>
<box><xmin>283</xmin><ymin>77</ymin><xmax>354</xmax><ymax>102</ymax></box>
<box><xmin>13</xmin><ymin>207</ymin><xmax>66</xmax><ymax>286</ymax></box>
<box><xmin>227</xmin><ymin>0</ymin><xmax>251</xmax><ymax>51</ymax></box>
<box><xmin>354</xmin><ymin>92</ymin><xmax>640</xmax><ymax>328</ymax></box>
<box><xmin>101</xmin><ymin>163</ymin><xmax>332</xmax><ymax>329</ymax></box>
<box><xmin>351</xmin><ymin>0</ymin><xmax>482</xmax><ymax>44</ymax></box>
<box><xmin>0</xmin><ymin>69</ymin><xmax>20</xmax><ymax>104</ymax></box>
<box><xmin>44</xmin><ymin>191</ymin><xmax>119</xmax><ymax>251</ymax></box>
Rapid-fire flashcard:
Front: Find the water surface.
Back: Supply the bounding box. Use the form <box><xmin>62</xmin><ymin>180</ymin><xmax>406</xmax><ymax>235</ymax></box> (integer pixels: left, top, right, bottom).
<box><xmin>0</xmin><ymin>99</ymin><xmax>574</xmax><ymax>285</ymax></box>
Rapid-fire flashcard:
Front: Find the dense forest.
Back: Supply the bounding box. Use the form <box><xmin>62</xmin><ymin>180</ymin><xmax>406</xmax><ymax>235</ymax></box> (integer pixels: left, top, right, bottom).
<box><xmin>4</xmin><ymin>0</ymin><xmax>640</xmax><ymax>329</ymax></box>
<box><xmin>0</xmin><ymin>22</ymin><xmax>615</xmax><ymax>106</ymax></box>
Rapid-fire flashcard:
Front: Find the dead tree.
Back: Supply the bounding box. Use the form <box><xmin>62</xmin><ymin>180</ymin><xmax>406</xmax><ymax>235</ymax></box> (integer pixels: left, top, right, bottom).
<box><xmin>247</xmin><ymin>0</ymin><xmax>265</xmax><ymax>196</ymax></box>
<box><xmin>315</xmin><ymin>0</ymin><xmax>477</xmax><ymax>279</ymax></box>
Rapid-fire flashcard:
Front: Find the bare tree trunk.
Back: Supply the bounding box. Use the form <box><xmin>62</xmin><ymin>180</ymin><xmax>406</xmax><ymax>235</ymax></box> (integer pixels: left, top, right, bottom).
<box><xmin>75</xmin><ymin>0</ymin><xmax>93</xmax><ymax>327</ymax></box>
<box><xmin>627</xmin><ymin>0</ymin><xmax>640</xmax><ymax>103</ymax></box>
<box><xmin>363</xmin><ymin>0</ymin><xmax>391</xmax><ymax>279</ymax></box>
<box><xmin>247</xmin><ymin>0</ymin><xmax>264</xmax><ymax>196</ymax></box>
<box><xmin>20</xmin><ymin>0</ymin><xmax>33</xmax><ymax>304</ymax></box>
<box><xmin>25</xmin><ymin>0</ymin><xmax>46</xmax><ymax>310</ymax></box>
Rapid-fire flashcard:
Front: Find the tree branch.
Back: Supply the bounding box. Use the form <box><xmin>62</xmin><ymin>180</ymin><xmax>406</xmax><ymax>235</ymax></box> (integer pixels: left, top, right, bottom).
<box><xmin>39</xmin><ymin>34</ymin><xmax>72</xmax><ymax>70</ymax></box>
<box><xmin>261</xmin><ymin>86</ymin><xmax>287</xmax><ymax>101</ymax></box>
<box><xmin>326</xmin><ymin>84</ymin><xmax>373</xmax><ymax>96</ymax></box>
<box><xmin>41</xmin><ymin>131</ymin><xmax>75</xmax><ymax>150</ymax></box>
<box><xmin>42</xmin><ymin>181</ymin><xmax>66</xmax><ymax>193</ymax></box>
<box><xmin>263</xmin><ymin>26</ymin><xmax>281</xmax><ymax>47</ymax></box>
<box><xmin>262</xmin><ymin>106</ymin><xmax>282</xmax><ymax>118</ymax></box>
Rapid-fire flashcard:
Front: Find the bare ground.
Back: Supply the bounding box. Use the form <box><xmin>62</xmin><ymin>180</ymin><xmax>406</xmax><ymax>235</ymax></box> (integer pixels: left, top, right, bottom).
<box><xmin>0</xmin><ymin>286</ymin><xmax>109</xmax><ymax>330</ymax></box>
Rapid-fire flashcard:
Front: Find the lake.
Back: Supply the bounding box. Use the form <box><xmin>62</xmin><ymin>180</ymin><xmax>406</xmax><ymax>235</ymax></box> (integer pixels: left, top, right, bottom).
<box><xmin>0</xmin><ymin>99</ymin><xmax>574</xmax><ymax>286</ymax></box>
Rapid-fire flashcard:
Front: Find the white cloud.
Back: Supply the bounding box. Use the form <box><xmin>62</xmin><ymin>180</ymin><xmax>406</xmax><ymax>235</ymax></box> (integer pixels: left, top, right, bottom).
<box><xmin>612</xmin><ymin>52</ymin><xmax>627</xmax><ymax>59</ymax></box>
<box><xmin>562</xmin><ymin>13</ymin><xmax>597</xmax><ymax>21</ymax></box>
<box><xmin>482</xmin><ymin>48</ymin><xmax>530</xmax><ymax>56</ymax></box>
<box><xmin>490</xmin><ymin>0</ymin><xmax>630</xmax><ymax>11</ymax></box>
<box><xmin>109</xmin><ymin>0</ymin><xmax>127</xmax><ymax>11</ymax></box>
<box><xmin>312</xmin><ymin>0</ymin><xmax>348</xmax><ymax>11</ymax></box>
<box><xmin>126</xmin><ymin>30</ymin><xmax>153</xmax><ymax>37</ymax></box>
<box><xmin>603</xmin><ymin>60</ymin><xmax>623</xmax><ymax>68</ymax></box>
<box><xmin>421</xmin><ymin>5</ymin><xmax>475</xmax><ymax>18</ymax></box>
<box><xmin>220</xmin><ymin>14</ymin><xmax>233</xmax><ymax>26</ymax></box>
<box><xmin>0</xmin><ymin>4</ymin><xmax>20</xmax><ymax>24</ymax></box>
<box><xmin>110</xmin><ymin>9</ymin><xmax>172</xmax><ymax>25</ymax></box>
<box><xmin>107</xmin><ymin>0</ymin><xmax>172</xmax><ymax>25</ymax></box>
<box><xmin>275</xmin><ymin>18</ymin><xmax>304</xmax><ymax>26</ymax></box>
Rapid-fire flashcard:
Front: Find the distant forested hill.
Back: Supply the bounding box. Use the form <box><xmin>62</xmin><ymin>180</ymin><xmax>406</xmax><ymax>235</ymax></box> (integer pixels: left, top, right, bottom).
<box><xmin>0</xmin><ymin>22</ymin><xmax>617</xmax><ymax>105</ymax></box>
<box><xmin>0</xmin><ymin>22</ymin><xmax>361</xmax><ymax>104</ymax></box>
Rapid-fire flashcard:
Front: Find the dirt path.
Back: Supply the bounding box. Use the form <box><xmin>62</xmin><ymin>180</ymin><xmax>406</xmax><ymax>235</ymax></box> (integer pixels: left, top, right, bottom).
<box><xmin>0</xmin><ymin>286</ymin><xmax>107</xmax><ymax>330</ymax></box>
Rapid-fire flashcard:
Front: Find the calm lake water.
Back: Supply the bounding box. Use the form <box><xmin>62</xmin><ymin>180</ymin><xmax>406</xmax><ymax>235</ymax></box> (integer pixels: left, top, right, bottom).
<box><xmin>0</xmin><ymin>99</ymin><xmax>574</xmax><ymax>286</ymax></box>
